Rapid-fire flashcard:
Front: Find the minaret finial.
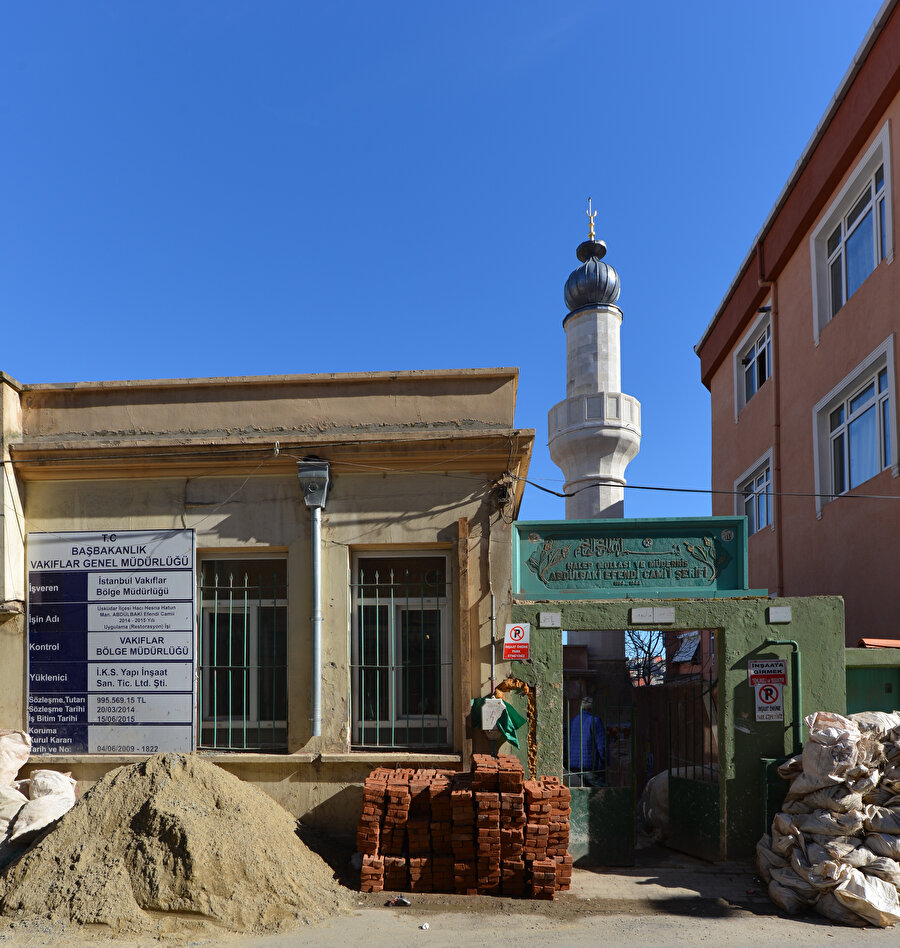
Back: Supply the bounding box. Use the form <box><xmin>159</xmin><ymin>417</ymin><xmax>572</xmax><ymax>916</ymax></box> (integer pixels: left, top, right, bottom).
<box><xmin>586</xmin><ymin>196</ymin><xmax>596</xmax><ymax>240</ymax></box>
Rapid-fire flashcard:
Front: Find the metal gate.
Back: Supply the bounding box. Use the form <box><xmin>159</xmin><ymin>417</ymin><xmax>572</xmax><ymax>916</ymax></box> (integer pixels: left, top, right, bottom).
<box><xmin>667</xmin><ymin>649</ymin><xmax>721</xmax><ymax>861</ymax></box>
<box><xmin>562</xmin><ymin>629</ymin><xmax>721</xmax><ymax>866</ymax></box>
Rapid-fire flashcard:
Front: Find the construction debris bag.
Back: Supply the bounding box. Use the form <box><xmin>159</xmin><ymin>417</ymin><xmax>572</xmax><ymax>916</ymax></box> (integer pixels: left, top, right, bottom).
<box><xmin>8</xmin><ymin>771</ymin><xmax>77</xmax><ymax>844</ymax></box>
<box><xmin>865</xmin><ymin>805</ymin><xmax>900</xmax><ymax>835</ymax></box>
<box><xmin>810</xmin><ymin>835</ymin><xmax>862</xmax><ymax>858</ymax></box>
<box><xmin>768</xmin><ymin>878</ymin><xmax>810</xmax><ymax>915</ymax></box>
<box><xmin>756</xmin><ymin>834</ymin><xmax>787</xmax><ymax>884</ymax></box>
<box><xmin>27</xmin><ymin>770</ymin><xmax>77</xmax><ymax>800</ymax></box>
<box><xmin>849</xmin><ymin>712</ymin><xmax>900</xmax><ymax>736</ymax></box>
<box><xmin>806</xmin><ymin>858</ymin><xmax>845</xmax><ymax>890</ymax></box>
<box><xmin>793</xmin><ymin>809</ymin><xmax>866</xmax><ymax>838</ymax></box>
<box><xmin>865</xmin><ymin>833</ymin><xmax>900</xmax><ymax>860</ymax></box>
<box><xmin>769</xmin><ymin>865</ymin><xmax>819</xmax><ymax>900</ymax></box>
<box><xmin>0</xmin><ymin>731</ymin><xmax>31</xmax><ymax>787</ymax></box>
<box><xmin>777</xmin><ymin>755</ymin><xmax>803</xmax><ymax>780</ymax></box>
<box><xmin>0</xmin><ymin>785</ymin><xmax>28</xmax><ymax>837</ymax></box>
<box><xmin>782</xmin><ymin>797</ymin><xmax>812</xmax><ymax>815</ymax></box>
<box><xmin>804</xmin><ymin>785</ymin><xmax>864</xmax><ymax>813</ymax></box>
<box><xmin>860</xmin><ymin>856</ymin><xmax>900</xmax><ymax>888</ymax></box>
<box><xmin>833</xmin><ymin>864</ymin><xmax>900</xmax><ymax>927</ymax></box>
<box><xmin>791</xmin><ymin>714</ymin><xmax>861</xmax><ymax>795</ymax></box>
<box><xmin>814</xmin><ymin>890</ymin><xmax>869</xmax><ymax>926</ymax></box>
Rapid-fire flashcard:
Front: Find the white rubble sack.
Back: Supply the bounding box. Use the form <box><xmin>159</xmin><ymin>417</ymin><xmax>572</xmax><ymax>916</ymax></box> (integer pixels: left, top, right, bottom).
<box><xmin>8</xmin><ymin>770</ymin><xmax>77</xmax><ymax>844</ymax></box>
<box><xmin>0</xmin><ymin>731</ymin><xmax>31</xmax><ymax>786</ymax></box>
<box><xmin>832</xmin><ymin>863</ymin><xmax>900</xmax><ymax>928</ymax></box>
<box><xmin>790</xmin><ymin>712</ymin><xmax>862</xmax><ymax>796</ymax></box>
<box><xmin>0</xmin><ymin>784</ymin><xmax>28</xmax><ymax>837</ymax></box>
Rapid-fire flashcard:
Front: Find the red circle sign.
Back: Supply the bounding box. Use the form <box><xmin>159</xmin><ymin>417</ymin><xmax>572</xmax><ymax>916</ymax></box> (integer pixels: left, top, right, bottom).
<box><xmin>509</xmin><ymin>625</ymin><xmax>525</xmax><ymax>641</ymax></box>
<box><xmin>759</xmin><ymin>684</ymin><xmax>780</xmax><ymax>705</ymax></box>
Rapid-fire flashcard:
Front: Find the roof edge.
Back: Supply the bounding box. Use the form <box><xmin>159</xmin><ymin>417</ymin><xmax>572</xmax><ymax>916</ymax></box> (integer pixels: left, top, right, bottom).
<box><xmin>695</xmin><ymin>0</ymin><xmax>899</xmax><ymax>357</ymax></box>
<box><xmin>19</xmin><ymin>366</ymin><xmax>520</xmax><ymax>394</ymax></box>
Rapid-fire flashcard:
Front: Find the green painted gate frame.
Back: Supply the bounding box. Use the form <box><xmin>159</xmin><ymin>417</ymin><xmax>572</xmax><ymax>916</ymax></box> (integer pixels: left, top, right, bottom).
<box><xmin>509</xmin><ymin>595</ymin><xmax>846</xmax><ymax>858</ymax></box>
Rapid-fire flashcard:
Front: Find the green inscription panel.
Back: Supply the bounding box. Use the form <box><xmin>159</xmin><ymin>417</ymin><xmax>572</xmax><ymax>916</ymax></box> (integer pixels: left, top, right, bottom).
<box><xmin>514</xmin><ymin>517</ymin><xmax>757</xmax><ymax>600</ymax></box>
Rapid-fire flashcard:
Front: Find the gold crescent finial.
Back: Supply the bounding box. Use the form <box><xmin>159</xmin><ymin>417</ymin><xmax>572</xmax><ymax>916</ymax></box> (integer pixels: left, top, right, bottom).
<box><xmin>586</xmin><ymin>196</ymin><xmax>597</xmax><ymax>240</ymax></box>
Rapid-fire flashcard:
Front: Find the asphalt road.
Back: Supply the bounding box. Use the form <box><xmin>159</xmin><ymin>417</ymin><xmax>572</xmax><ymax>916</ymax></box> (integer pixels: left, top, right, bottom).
<box><xmin>2</xmin><ymin>849</ymin><xmax>899</xmax><ymax>948</ymax></box>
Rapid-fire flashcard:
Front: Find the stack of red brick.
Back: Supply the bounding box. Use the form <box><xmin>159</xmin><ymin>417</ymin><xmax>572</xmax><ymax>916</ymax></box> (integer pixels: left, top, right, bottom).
<box><xmin>357</xmin><ymin>754</ymin><xmax>571</xmax><ymax>899</ymax></box>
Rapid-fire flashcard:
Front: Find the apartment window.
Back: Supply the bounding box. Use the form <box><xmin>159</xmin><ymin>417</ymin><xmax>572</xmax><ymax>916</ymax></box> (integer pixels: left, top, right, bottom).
<box><xmin>826</xmin><ymin>164</ymin><xmax>886</xmax><ymax>318</ymax></box>
<box><xmin>813</xmin><ymin>337</ymin><xmax>896</xmax><ymax>514</ymax></box>
<box><xmin>811</xmin><ymin>123</ymin><xmax>893</xmax><ymax>341</ymax></box>
<box><xmin>739</xmin><ymin>462</ymin><xmax>771</xmax><ymax>535</ymax></box>
<box><xmin>350</xmin><ymin>553</ymin><xmax>452</xmax><ymax>749</ymax></box>
<box><xmin>742</xmin><ymin>322</ymin><xmax>771</xmax><ymax>405</ymax></box>
<box><xmin>733</xmin><ymin>308</ymin><xmax>772</xmax><ymax>417</ymax></box>
<box><xmin>828</xmin><ymin>367</ymin><xmax>891</xmax><ymax>494</ymax></box>
<box><xmin>198</xmin><ymin>557</ymin><xmax>287</xmax><ymax>751</ymax></box>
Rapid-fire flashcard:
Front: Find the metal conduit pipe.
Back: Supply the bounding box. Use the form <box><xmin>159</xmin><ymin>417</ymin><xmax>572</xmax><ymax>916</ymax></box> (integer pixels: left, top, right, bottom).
<box><xmin>310</xmin><ymin>505</ymin><xmax>323</xmax><ymax>737</ymax></box>
<box><xmin>764</xmin><ymin>638</ymin><xmax>802</xmax><ymax>753</ymax></box>
<box><xmin>298</xmin><ymin>460</ymin><xmax>331</xmax><ymax>739</ymax></box>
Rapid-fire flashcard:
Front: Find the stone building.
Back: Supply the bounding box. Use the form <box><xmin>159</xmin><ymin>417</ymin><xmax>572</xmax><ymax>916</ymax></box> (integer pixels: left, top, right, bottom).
<box><xmin>0</xmin><ymin>367</ymin><xmax>533</xmax><ymax>833</ymax></box>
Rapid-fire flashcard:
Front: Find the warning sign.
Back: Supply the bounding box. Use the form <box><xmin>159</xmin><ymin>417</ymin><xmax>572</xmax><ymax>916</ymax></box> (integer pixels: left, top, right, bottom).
<box><xmin>754</xmin><ymin>682</ymin><xmax>784</xmax><ymax>722</ymax></box>
<box><xmin>503</xmin><ymin>623</ymin><xmax>530</xmax><ymax>660</ymax></box>
<box><xmin>748</xmin><ymin>660</ymin><xmax>787</xmax><ymax>687</ymax></box>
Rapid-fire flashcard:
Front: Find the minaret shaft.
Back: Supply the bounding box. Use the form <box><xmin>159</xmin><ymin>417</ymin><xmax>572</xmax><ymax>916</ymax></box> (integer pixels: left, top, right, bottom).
<box><xmin>549</xmin><ymin>228</ymin><xmax>641</xmax><ymax>520</ymax></box>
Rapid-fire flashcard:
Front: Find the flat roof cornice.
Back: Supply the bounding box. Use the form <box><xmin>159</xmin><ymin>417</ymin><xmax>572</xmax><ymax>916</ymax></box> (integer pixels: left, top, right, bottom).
<box><xmin>20</xmin><ymin>366</ymin><xmax>519</xmax><ymax>393</ymax></box>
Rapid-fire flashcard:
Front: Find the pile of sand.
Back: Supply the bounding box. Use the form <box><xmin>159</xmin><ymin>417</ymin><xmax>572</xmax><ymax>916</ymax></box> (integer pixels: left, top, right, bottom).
<box><xmin>0</xmin><ymin>753</ymin><xmax>351</xmax><ymax>934</ymax></box>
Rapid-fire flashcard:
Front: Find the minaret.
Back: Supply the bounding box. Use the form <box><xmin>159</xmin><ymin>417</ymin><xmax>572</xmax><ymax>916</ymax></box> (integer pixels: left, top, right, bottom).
<box><xmin>548</xmin><ymin>203</ymin><xmax>641</xmax><ymax>519</ymax></box>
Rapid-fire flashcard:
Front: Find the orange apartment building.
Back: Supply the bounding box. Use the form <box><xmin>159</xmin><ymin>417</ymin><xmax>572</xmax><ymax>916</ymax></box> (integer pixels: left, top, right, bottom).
<box><xmin>695</xmin><ymin>1</ymin><xmax>900</xmax><ymax>646</ymax></box>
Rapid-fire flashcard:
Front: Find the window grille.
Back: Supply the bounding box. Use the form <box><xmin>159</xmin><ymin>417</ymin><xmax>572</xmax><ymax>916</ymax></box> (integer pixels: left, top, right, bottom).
<box><xmin>350</xmin><ymin>555</ymin><xmax>452</xmax><ymax>749</ymax></box>
<box><xmin>198</xmin><ymin>558</ymin><xmax>287</xmax><ymax>751</ymax></box>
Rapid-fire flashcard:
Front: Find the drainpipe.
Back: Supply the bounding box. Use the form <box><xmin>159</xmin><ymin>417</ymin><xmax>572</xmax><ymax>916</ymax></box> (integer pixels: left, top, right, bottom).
<box><xmin>297</xmin><ymin>459</ymin><xmax>331</xmax><ymax>738</ymax></box>
<box><xmin>758</xmin><ymin>248</ymin><xmax>784</xmax><ymax>596</ymax></box>
<box><xmin>764</xmin><ymin>638</ymin><xmax>802</xmax><ymax>753</ymax></box>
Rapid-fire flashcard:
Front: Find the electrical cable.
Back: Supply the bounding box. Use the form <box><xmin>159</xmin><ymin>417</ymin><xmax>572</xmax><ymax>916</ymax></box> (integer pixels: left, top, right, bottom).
<box><xmin>511</xmin><ymin>473</ymin><xmax>900</xmax><ymax>503</ymax></box>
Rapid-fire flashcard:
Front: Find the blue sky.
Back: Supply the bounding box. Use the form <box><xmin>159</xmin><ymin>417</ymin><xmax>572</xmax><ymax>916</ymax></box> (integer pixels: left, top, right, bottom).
<box><xmin>2</xmin><ymin>1</ymin><xmax>886</xmax><ymax>522</ymax></box>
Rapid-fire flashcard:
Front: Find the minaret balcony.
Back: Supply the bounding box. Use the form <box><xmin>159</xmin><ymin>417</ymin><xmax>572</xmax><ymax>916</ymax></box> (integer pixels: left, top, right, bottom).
<box><xmin>548</xmin><ymin>391</ymin><xmax>642</xmax><ymax>441</ymax></box>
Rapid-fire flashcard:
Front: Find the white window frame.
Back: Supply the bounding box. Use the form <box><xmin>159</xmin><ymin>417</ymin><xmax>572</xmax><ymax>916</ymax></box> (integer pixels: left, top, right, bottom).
<box><xmin>734</xmin><ymin>449</ymin><xmax>774</xmax><ymax>535</ymax></box>
<box><xmin>812</xmin><ymin>335</ymin><xmax>897</xmax><ymax>516</ymax></box>
<box><xmin>350</xmin><ymin>551</ymin><xmax>452</xmax><ymax>749</ymax></box>
<box><xmin>810</xmin><ymin>122</ymin><xmax>893</xmax><ymax>343</ymax></box>
<box><xmin>733</xmin><ymin>305</ymin><xmax>772</xmax><ymax>419</ymax></box>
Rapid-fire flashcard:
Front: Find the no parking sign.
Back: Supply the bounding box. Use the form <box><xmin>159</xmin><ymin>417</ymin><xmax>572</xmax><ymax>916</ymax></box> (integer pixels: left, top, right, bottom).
<box><xmin>749</xmin><ymin>660</ymin><xmax>787</xmax><ymax>722</ymax></box>
<box><xmin>503</xmin><ymin>623</ymin><xmax>530</xmax><ymax>660</ymax></box>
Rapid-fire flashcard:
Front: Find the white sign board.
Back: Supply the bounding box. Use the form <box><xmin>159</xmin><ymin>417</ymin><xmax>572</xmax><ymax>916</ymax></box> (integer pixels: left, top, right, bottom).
<box><xmin>503</xmin><ymin>623</ymin><xmax>530</xmax><ymax>660</ymax></box>
<box><xmin>754</xmin><ymin>682</ymin><xmax>784</xmax><ymax>722</ymax></box>
<box><xmin>27</xmin><ymin>530</ymin><xmax>195</xmax><ymax>754</ymax></box>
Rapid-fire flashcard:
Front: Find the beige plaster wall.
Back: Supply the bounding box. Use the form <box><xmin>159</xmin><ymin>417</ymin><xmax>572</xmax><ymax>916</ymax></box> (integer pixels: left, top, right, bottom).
<box><xmin>19</xmin><ymin>369</ymin><xmax>518</xmax><ymax>445</ymax></box>
<box><xmin>13</xmin><ymin>466</ymin><xmax>517</xmax><ymax>834</ymax></box>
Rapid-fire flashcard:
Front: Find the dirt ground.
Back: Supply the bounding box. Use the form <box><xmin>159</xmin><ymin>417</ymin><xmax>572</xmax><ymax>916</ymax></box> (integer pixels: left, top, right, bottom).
<box><xmin>2</xmin><ymin>843</ymin><xmax>899</xmax><ymax>947</ymax></box>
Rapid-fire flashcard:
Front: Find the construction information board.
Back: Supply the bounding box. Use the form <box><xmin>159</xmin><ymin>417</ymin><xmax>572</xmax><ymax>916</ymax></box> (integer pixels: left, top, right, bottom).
<box><xmin>27</xmin><ymin>530</ymin><xmax>195</xmax><ymax>754</ymax></box>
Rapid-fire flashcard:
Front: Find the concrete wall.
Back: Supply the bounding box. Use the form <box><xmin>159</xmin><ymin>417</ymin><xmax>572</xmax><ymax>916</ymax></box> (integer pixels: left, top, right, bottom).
<box><xmin>511</xmin><ymin>595</ymin><xmax>846</xmax><ymax>858</ymax></box>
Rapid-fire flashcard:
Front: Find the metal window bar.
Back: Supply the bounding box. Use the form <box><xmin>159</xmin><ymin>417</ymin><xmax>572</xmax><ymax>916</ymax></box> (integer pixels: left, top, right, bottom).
<box><xmin>198</xmin><ymin>566</ymin><xmax>287</xmax><ymax>752</ymax></box>
<box><xmin>561</xmin><ymin>671</ymin><xmax>634</xmax><ymax>790</ymax></box>
<box><xmin>351</xmin><ymin>563</ymin><xmax>451</xmax><ymax>749</ymax></box>
<box><xmin>668</xmin><ymin>631</ymin><xmax>718</xmax><ymax>783</ymax></box>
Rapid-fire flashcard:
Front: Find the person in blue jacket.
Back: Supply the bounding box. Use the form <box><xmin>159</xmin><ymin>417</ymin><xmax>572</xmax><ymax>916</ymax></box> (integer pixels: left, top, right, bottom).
<box><xmin>567</xmin><ymin>696</ymin><xmax>607</xmax><ymax>787</ymax></box>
